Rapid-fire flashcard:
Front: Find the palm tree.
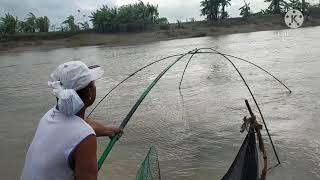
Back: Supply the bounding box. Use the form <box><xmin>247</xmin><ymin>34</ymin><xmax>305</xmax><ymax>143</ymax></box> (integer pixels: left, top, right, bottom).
<box><xmin>146</xmin><ymin>3</ymin><xmax>159</xmax><ymax>23</ymax></box>
<box><xmin>201</xmin><ymin>0</ymin><xmax>221</xmax><ymax>20</ymax></box>
<box><xmin>220</xmin><ymin>0</ymin><xmax>231</xmax><ymax>19</ymax></box>
<box><xmin>90</xmin><ymin>2</ymin><xmax>160</xmax><ymax>33</ymax></box>
<box><xmin>79</xmin><ymin>21</ymin><xmax>90</xmax><ymax>31</ymax></box>
<box><xmin>26</xmin><ymin>12</ymin><xmax>36</xmax><ymax>32</ymax></box>
<box><xmin>90</xmin><ymin>5</ymin><xmax>118</xmax><ymax>32</ymax></box>
<box><xmin>0</xmin><ymin>13</ymin><xmax>18</xmax><ymax>35</ymax></box>
<box><xmin>62</xmin><ymin>15</ymin><xmax>79</xmax><ymax>32</ymax></box>
<box><xmin>201</xmin><ymin>0</ymin><xmax>231</xmax><ymax>20</ymax></box>
<box><xmin>239</xmin><ymin>0</ymin><xmax>252</xmax><ymax>17</ymax></box>
<box><xmin>301</xmin><ymin>0</ymin><xmax>306</xmax><ymax>13</ymax></box>
<box><xmin>287</xmin><ymin>0</ymin><xmax>310</xmax><ymax>12</ymax></box>
<box><xmin>264</xmin><ymin>0</ymin><xmax>290</xmax><ymax>14</ymax></box>
<box><xmin>35</xmin><ymin>16</ymin><xmax>50</xmax><ymax>32</ymax></box>
<box><xmin>274</xmin><ymin>0</ymin><xmax>281</xmax><ymax>14</ymax></box>
<box><xmin>17</xmin><ymin>12</ymin><xmax>37</xmax><ymax>33</ymax></box>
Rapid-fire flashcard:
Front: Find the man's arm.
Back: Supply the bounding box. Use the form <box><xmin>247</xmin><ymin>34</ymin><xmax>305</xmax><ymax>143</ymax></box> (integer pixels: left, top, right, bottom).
<box><xmin>73</xmin><ymin>135</ymin><xmax>98</xmax><ymax>180</ymax></box>
<box><xmin>85</xmin><ymin>118</ymin><xmax>122</xmax><ymax>137</ymax></box>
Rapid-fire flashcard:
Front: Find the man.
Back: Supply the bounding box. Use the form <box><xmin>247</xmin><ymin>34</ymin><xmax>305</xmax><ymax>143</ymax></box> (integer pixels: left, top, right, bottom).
<box><xmin>21</xmin><ymin>61</ymin><xmax>122</xmax><ymax>180</ymax></box>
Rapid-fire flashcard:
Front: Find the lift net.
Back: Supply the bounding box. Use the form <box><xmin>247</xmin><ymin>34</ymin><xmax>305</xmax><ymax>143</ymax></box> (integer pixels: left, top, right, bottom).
<box><xmin>221</xmin><ymin>127</ymin><xmax>259</xmax><ymax>180</ymax></box>
<box><xmin>136</xmin><ymin>146</ymin><xmax>161</xmax><ymax>180</ymax></box>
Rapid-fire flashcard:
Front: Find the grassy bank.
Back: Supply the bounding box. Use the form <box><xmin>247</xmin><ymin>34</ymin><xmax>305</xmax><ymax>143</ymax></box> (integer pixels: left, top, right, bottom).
<box><xmin>1</xmin><ymin>13</ymin><xmax>320</xmax><ymax>52</ymax></box>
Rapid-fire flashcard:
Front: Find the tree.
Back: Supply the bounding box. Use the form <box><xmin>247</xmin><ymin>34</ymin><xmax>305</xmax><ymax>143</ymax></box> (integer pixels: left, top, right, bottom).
<box><xmin>22</xmin><ymin>12</ymin><xmax>37</xmax><ymax>32</ymax></box>
<box><xmin>79</xmin><ymin>21</ymin><xmax>90</xmax><ymax>31</ymax></box>
<box><xmin>301</xmin><ymin>0</ymin><xmax>306</xmax><ymax>13</ymax></box>
<box><xmin>262</xmin><ymin>0</ymin><xmax>310</xmax><ymax>15</ymax></box>
<box><xmin>57</xmin><ymin>25</ymin><xmax>69</xmax><ymax>32</ymax></box>
<box><xmin>0</xmin><ymin>23</ymin><xmax>5</xmax><ymax>36</ymax></box>
<box><xmin>62</xmin><ymin>15</ymin><xmax>79</xmax><ymax>32</ymax></box>
<box><xmin>145</xmin><ymin>3</ymin><xmax>159</xmax><ymax>23</ymax></box>
<box><xmin>0</xmin><ymin>13</ymin><xmax>18</xmax><ymax>35</ymax></box>
<box><xmin>177</xmin><ymin>19</ymin><xmax>183</xmax><ymax>28</ymax></box>
<box><xmin>116</xmin><ymin>1</ymin><xmax>159</xmax><ymax>24</ymax></box>
<box><xmin>201</xmin><ymin>0</ymin><xmax>221</xmax><ymax>20</ymax></box>
<box><xmin>220</xmin><ymin>0</ymin><xmax>231</xmax><ymax>19</ymax></box>
<box><xmin>239</xmin><ymin>1</ymin><xmax>252</xmax><ymax>17</ymax></box>
<box><xmin>90</xmin><ymin>2</ymin><xmax>161</xmax><ymax>33</ymax></box>
<box><xmin>200</xmin><ymin>0</ymin><xmax>231</xmax><ymax>20</ymax></box>
<box><xmin>18</xmin><ymin>12</ymin><xmax>44</xmax><ymax>33</ymax></box>
<box><xmin>220</xmin><ymin>11</ymin><xmax>230</xmax><ymax>19</ymax></box>
<box><xmin>156</xmin><ymin>17</ymin><xmax>169</xmax><ymax>24</ymax></box>
<box><xmin>35</xmin><ymin>16</ymin><xmax>50</xmax><ymax>32</ymax></box>
<box><xmin>90</xmin><ymin>5</ymin><xmax>118</xmax><ymax>32</ymax></box>
<box><xmin>287</xmin><ymin>0</ymin><xmax>310</xmax><ymax>12</ymax></box>
<box><xmin>264</xmin><ymin>0</ymin><xmax>289</xmax><ymax>14</ymax></box>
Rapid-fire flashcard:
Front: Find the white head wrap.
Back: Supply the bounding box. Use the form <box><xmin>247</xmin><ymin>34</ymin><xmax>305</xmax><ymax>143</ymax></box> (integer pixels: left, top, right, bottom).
<box><xmin>48</xmin><ymin>61</ymin><xmax>104</xmax><ymax>116</ymax></box>
<box><xmin>48</xmin><ymin>81</ymin><xmax>84</xmax><ymax>116</ymax></box>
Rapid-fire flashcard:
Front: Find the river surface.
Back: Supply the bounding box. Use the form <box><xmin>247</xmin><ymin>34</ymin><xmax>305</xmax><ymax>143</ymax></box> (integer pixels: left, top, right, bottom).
<box><xmin>0</xmin><ymin>27</ymin><xmax>319</xmax><ymax>180</ymax></box>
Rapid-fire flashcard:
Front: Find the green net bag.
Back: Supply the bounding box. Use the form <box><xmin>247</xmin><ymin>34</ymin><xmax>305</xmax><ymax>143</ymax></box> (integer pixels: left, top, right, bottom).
<box><xmin>136</xmin><ymin>146</ymin><xmax>161</xmax><ymax>180</ymax></box>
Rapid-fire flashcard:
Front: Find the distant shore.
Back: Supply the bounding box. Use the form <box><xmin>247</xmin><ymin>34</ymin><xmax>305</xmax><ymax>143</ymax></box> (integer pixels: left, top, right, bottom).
<box><xmin>1</xmin><ymin>14</ymin><xmax>320</xmax><ymax>52</ymax></box>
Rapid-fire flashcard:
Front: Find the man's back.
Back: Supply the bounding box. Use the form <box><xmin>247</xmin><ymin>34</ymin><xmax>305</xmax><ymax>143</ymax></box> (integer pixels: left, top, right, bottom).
<box><xmin>20</xmin><ymin>107</ymin><xmax>95</xmax><ymax>180</ymax></box>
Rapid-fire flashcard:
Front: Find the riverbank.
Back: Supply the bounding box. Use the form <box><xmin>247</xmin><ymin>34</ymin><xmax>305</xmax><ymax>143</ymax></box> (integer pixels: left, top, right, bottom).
<box><xmin>1</xmin><ymin>14</ymin><xmax>320</xmax><ymax>52</ymax></box>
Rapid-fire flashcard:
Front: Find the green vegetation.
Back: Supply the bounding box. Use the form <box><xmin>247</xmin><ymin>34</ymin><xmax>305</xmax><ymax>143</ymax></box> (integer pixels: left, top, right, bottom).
<box><xmin>200</xmin><ymin>0</ymin><xmax>231</xmax><ymax>20</ymax></box>
<box><xmin>90</xmin><ymin>1</ymin><xmax>162</xmax><ymax>32</ymax></box>
<box><xmin>62</xmin><ymin>15</ymin><xmax>80</xmax><ymax>32</ymax></box>
<box><xmin>0</xmin><ymin>13</ymin><xmax>18</xmax><ymax>35</ymax></box>
<box><xmin>201</xmin><ymin>0</ymin><xmax>221</xmax><ymax>20</ymax></box>
<box><xmin>35</xmin><ymin>16</ymin><xmax>50</xmax><ymax>32</ymax></box>
<box><xmin>0</xmin><ymin>0</ymin><xmax>320</xmax><ymax>38</ymax></box>
<box><xmin>177</xmin><ymin>20</ymin><xmax>183</xmax><ymax>28</ymax></box>
<box><xmin>20</xmin><ymin>12</ymin><xmax>37</xmax><ymax>32</ymax></box>
<box><xmin>157</xmin><ymin>17</ymin><xmax>170</xmax><ymax>30</ymax></box>
<box><xmin>239</xmin><ymin>1</ymin><xmax>252</xmax><ymax>17</ymax></box>
<box><xmin>221</xmin><ymin>0</ymin><xmax>231</xmax><ymax>19</ymax></box>
<box><xmin>264</xmin><ymin>0</ymin><xmax>283</xmax><ymax>14</ymax></box>
<box><xmin>156</xmin><ymin>17</ymin><xmax>169</xmax><ymax>24</ymax></box>
<box><xmin>287</xmin><ymin>0</ymin><xmax>310</xmax><ymax>12</ymax></box>
<box><xmin>0</xmin><ymin>12</ymin><xmax>50</xmax><ymax>37</ymax></box>
<box><xmin>199</xmin><ymin>0</ymin><xmax>316</xmax><ymax>18</ymax></box>
<box><xmin>79</xmin><ymin>21</ymin><xmax>90</xmax><ymax>31</ymax></box>
<box><xmin>260</xmin><ymin>0</ymin><xmax>312</xmax><ymax>14</ymax></box>
<box><xmin>18</xmin><ymin>13</ymin><xmax>50</xmax><ymax>33</ymax></box>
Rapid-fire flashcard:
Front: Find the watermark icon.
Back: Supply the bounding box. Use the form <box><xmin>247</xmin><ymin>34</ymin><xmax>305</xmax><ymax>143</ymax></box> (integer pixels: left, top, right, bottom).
<box><xmin>285</xmin><ymin>9</ymin><xmax>304</xmax><ymax>28</ymax></box>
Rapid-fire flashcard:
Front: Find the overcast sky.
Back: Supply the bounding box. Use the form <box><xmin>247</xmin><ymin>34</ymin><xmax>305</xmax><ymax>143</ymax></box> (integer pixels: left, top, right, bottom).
<box><xmin>0</xmin><ymin>0</ymin><xmax>318</xmax><ymax>27</ymax></box>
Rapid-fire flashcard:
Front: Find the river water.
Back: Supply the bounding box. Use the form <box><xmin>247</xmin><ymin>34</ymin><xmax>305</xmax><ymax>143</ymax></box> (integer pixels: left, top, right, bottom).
<box><xmin>0</xmin><ymin>26</ymin><xmax>319</xmax><ymax>180</ymax></box>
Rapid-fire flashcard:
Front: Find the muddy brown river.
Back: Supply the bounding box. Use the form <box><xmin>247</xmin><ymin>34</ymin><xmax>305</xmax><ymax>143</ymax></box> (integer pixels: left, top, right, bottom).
<box><xmin>0</xmin><ymin>26</ymin><xmax>319</xmax><ymax>180</ymax></box>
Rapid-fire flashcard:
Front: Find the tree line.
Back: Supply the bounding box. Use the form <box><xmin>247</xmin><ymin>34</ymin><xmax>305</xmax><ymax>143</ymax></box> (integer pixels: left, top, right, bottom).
<box><xmin>0</xmin><ymin>12</ymin><xmax>91</xmax><ymax>36</ymax></box>
<box><xmin>0</xmin><ymin>12</ymin><xmax>50</xmax><ymax>36</ymax></box>
<box><xmin>1</xmin><ymin>0</ymin><xmax>320</xmax><ymax>36</ymax></box>
<box><xmin>0</xmin><ymin>1</ymin><xmax>168</xmax><ymax>36</ymax></box>
<box><xmin>90</xmin><ymin>1</ymin><xmax>168</xmax><ymax>32</ymax></box>
<box><xmin>201</xmin><ymin>0</ymin><xmax>320</xmax><ymax>20</ymax></box>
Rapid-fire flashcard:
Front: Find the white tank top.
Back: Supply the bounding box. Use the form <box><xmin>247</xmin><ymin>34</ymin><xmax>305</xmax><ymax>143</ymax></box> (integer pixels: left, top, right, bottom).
<box><xmin>21</xmin><ymin>107</ymin><xmax>95</xmax><ymax>180</ymax></box>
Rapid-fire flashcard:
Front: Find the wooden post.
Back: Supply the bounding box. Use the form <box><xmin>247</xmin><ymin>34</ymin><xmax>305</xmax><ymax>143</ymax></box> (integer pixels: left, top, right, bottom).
<box><xmin>245</xmin><ymin>100</ymin><xmax>267</xmax><ymax>180</ymax></box>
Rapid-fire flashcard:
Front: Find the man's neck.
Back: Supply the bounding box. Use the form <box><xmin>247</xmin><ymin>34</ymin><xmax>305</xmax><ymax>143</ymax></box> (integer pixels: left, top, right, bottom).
<box><xmin>76</xmin><ymin>107</ymin><xmax>86</xmax><ymax>119</ymax></box>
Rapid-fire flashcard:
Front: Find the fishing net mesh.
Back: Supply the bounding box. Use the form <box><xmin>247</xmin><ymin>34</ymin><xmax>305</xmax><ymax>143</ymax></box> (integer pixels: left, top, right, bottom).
<box><xmin>136</xmin><ymin>146</ymin><xmax>161</xmax><ymax>180</ymax></box>
<box><xmin>221</xmin><ymin>128</ymin><xmax>259</xmax><ymax>180</ymax></box>
<box><xmin>135</xmin><ymin>130</ymin><xmax>260</xmax><ymax>180</ymax></box>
